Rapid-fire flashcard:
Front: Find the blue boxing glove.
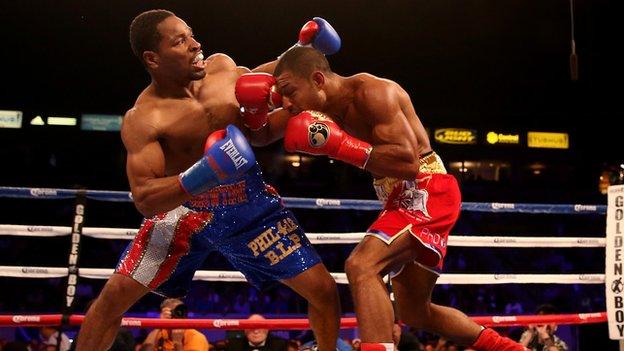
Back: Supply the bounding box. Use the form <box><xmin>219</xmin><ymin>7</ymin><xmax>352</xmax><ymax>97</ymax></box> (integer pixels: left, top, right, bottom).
<box><xmin>297</xmin><ymin>17</ymin><xmax>341</xmax><ymax>55</ymax></box>
<box><xmin>179</xmin><ymin>125</ymin><xmax>256</xmax><ymax>196</ymax></box>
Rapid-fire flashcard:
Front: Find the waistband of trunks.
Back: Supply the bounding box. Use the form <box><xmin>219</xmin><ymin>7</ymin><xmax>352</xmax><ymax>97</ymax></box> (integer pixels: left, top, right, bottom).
<box><xmin>185</xmin><ymin>180</ymin><xmax>250</xmax><ymax>209</ymax></box>
<box><xmin>419</xmin><ymin>151</ymin><xmax>447</xmax><ymax>174</ymax></box>
<box><xmin>372</xmin><ymin>151</ymin><xmax>447</xmax><ymax>204</ymax></box>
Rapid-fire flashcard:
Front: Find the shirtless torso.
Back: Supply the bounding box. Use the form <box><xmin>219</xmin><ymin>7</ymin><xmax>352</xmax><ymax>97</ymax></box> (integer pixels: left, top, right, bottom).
<box><xmin>125</xmin><ymin>54</ymin><xmax>242</xmax><ymax>174</ymax></box>
<box><xmin>252</xmin><ymin>46</ymin><xmax>527</xmax><ymax>351</ymax></box>
<box><xmin>121</xmin><ymin>54</ymin><xmax>247</xmax><ymax>216</ymax></box>
<box><xmin>320</xmin><ymin>73</ymin><xmax>433</xmax><ymax>178</ymax></box>
<box><xmin>77</xmin><ymin>15</ymin><xmax>341</xmax><ymax>351</ymax></box>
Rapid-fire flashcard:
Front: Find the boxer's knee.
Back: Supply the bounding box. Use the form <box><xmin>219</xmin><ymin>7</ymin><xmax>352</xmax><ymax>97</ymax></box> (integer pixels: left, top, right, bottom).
<box><xmin>95</xmin><ymin>274</ymin><xmax>147</xmax><ymax>317</ymax></box>
<box><xmin>310</xmin><ymin>274</ymin><xmax>339</xmax><ymax>309</ymax></box>
<box><xmin>284</xmin><ymin>264</ymin><xmax>339</xmax><ymax>310</ymax></box>
<box><xmin>345</xmin><ymin>252</ymin><xmax>381</xmax><ymax>285</ymax></box>
<box><xmin>102</xmin><ymin>276</ymin><xmax>133</xmax><ymax>297</ymax></box>
<box><xmin>93</xmin><ymin>289</ymin><xmax>125</xmax><ymax>318</ymax></box>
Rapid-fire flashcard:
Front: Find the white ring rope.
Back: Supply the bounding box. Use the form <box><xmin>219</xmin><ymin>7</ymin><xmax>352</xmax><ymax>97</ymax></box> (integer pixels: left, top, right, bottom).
<box><xmin>0</xmin><ymin>186</ymin><xmax>612</xmax><ymax>338</ymax></box>
<box><xmin>0</xmin><ymin>266</ymin><xmax>604</xmax><ymax>285</ymax></box>
<box><xmin>0</xmin><ymin>224</ymin><xmax>606</xmax><ymax>247</ymax></box>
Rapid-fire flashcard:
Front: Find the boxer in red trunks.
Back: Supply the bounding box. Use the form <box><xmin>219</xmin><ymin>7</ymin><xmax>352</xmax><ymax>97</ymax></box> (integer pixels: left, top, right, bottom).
<box><xmin>235</xmin><ymin>47</ymin><xmax>527</xmax><ymax>351</ymax></box>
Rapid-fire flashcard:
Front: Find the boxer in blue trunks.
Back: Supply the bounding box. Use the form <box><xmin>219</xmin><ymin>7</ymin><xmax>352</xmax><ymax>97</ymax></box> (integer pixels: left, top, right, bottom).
<box><xmin>116</xmin><ymin>157</ymin><xmax>319</xmax><ymax>297</ymax></box>
<box><xmin>76</xmin><ymin>10</ymin><xmax>342</xmax><ymax>351</ymax></box>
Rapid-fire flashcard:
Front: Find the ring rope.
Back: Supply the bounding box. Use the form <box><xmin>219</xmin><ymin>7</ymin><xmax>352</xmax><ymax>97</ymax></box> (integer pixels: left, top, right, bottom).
<box><xmin>0</xmin><ymin>186</ymin><xmax>606</xmax><ymax>214</ymax></box>
<box><xmin>0</xmin><ymin>266</ymin><xmax>604</xmax><ymax>285</ymax></box>
<box><xmin>0</xmin><ymin>312</ymin><xmax>607</xmax><ymax>328</ymax></box>
<box><xmin>0</xmin><ymin>225</ymin><xmax>606</xmax><ymax>247</ymax></box>
<box><xmin>0</xmin><ymin>185</ymin><xmax>609</xmax><ymax>338</ymax></box>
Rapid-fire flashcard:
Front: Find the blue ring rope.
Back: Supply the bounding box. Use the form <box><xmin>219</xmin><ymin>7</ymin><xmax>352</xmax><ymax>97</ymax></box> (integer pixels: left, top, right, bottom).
<box><xmin>0</xmin><ymin>186</ymin><xmax>606</xmax><ymax>214</ymax></box>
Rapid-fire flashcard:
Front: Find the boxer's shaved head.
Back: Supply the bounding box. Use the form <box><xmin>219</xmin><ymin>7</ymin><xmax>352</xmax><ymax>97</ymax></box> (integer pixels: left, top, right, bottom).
<box><xmin>275</xmin><ymin>47</ymin><xmax>331</xmax><ymax>78</ymax></box>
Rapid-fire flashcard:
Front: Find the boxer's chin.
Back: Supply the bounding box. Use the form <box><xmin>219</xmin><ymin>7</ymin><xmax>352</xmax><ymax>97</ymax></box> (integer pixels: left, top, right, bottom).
<box><xmin>190</xmin><ymin>70</ymin><xmax>207</xmax><ymax>80</ymax></box>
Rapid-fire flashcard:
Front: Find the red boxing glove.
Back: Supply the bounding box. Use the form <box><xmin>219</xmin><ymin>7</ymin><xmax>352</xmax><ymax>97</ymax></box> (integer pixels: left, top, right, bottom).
<box><xmin>284</xmin><ymin>111</ymin><xmax>372</xmax><ymax>169</ymax></box>
<box><xmin>235</xmin><ymin>73</ymin><xmax>282</xmax><ymax>130</ymax></box>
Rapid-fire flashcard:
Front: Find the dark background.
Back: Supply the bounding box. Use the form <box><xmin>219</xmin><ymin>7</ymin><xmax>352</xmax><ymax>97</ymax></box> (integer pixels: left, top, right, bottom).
<box><xmin>0</xmin><ymin>0</ymin><xmax>620</xmax><ymax>130</ymax></box>
<box><xmin>0</xmin><ymin>0</ymin><xmax>621</xmax><ymax>195</ymax></box>
<box><xmin>0</xmin><ymin>1</ymin><xmax>620</xmax><ymax>349</ymax></box>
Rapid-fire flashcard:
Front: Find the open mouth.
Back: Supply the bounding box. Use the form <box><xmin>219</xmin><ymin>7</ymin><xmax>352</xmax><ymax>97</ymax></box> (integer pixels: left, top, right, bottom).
<box><xmin>192</xmin><ymin>52</ymin><xmax>205</xmax><ymax>69</ymax></box>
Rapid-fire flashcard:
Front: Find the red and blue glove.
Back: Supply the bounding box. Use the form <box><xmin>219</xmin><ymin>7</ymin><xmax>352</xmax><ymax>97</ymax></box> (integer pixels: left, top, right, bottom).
<box><xmin>281</xmin><ymin>17</ymin><xmax>341</xmax><ymax>58</ymax></box>
<box><xmin>179</xmin><ymin>125</ymin><xmax>256</xmax><ymax>195</ymax></box>
<box><xmin>296</xmin><ymin>17</ymin><xmax>341</xmax><ymax>55</ymax></box>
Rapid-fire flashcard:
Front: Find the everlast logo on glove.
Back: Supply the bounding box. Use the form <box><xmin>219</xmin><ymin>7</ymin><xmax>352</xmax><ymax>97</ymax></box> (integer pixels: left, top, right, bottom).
<box><xmin>219</xmin><ymin>139</ymin><xmax>248</xmax><ymax>169</ymax></box>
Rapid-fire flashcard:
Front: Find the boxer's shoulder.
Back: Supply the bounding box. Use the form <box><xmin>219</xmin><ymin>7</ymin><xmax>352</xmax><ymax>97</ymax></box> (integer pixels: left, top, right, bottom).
<box><xmin>126</xmin><ymin>96</ymin><xmax>172</xmax><ymax>125</ymax></box>
<box><xmin>121</xmin><ymin>105</ymin><xmax>161</xmax><ymax>143</ymax></box>
<box><xmin>351</xmin><ymin>74</ymin><xmax>400</xmax><ymax>116</ymax></box>
<box><xmin>123</xmin><ymin>89</ymin><xmax>192</xmax><ymax>139</ymax></box>
<box><xmin>203</xmin><ymin>53</ymin><xmax>238</xmax><ymax>74</ymax></box>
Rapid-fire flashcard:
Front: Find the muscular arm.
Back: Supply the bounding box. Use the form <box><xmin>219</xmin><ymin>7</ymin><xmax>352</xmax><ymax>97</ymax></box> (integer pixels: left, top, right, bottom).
<box><xmin>234</xmin><ymin>61</ymin><xmax>278</xmax><ymax>76</ymax></box>
<box><xmin>356</xmin><ymin>82</ymin><xmax>420</xmax><ymax>179</ymax></box>
<box><xmin>250</xmin><ymin>60</ymin><xmax>278</xmax><ymax>74</ymax></box>
<box><xmin>246</xmin><ymin>108</ymin><xmax>291</xmax><ymax>146</ymax></box>
<box><xmin>226</xmin><ymin>57</ymin><xmax>287</xmax><ymax>146</ymax></box>
<box><xmin>207</xmin><ymin>54</ymin><xmax>284</xmax><ymax>146</ymax></box>
<box><xmin>121</xmin><ymin>110</ymin><xmax>191</xmax><ymax>217</ymax></box>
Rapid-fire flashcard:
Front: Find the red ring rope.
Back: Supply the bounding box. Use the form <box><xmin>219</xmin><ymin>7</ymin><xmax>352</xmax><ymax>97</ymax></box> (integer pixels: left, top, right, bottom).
<box><xmin>0</xmin><ymin>312</ymin><xmax>606</xmax><ymax>329</ymax></box>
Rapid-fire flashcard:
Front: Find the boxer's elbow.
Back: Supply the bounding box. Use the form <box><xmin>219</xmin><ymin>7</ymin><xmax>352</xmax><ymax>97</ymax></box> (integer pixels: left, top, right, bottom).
<box><xmin>132</xmin><ymin>189</ymin><xmax>160</xmax><ymax>218</ymax></box>
<box><xmin>369</xmin><ymin>150</ymin><xmax>419</xmax><ymax>179</ymax></box>
<box><xmin>133</xmin><ymin>196</ymin><xmax>156</xmax><ymax>217</ymax></box>
<box><xmin>373</xmin><ymin>160</ymin><xmax>419</xmax><ymax>180</ymax></box>
<box><xmin>135</xmin><ymin>205</ymin><xmax>156</xmax><ymax>219</ymax></box>
<box><xmin>399</xmin><ymin>161</ymin><xmax>420</xmax><ymax>180</ymax></box>
<box><xmin>395</xmin><ymin>150</ymin><xmax>420</xmax><ymax>179</ymax></box>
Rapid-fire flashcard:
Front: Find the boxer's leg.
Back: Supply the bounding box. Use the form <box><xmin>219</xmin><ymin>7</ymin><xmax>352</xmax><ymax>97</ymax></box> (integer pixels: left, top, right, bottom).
<box><xmin>391</xmin><ymin>263</ymin><xmax>481</xmax><ymax>344</ymax></box>
<box><xmin>77</xmin><ymin>207</ymin><xmax>212</xmax><ymax>351</ymax></box>
<box><xmin>344</xmin><ymin>233</ymin><xmax>419</xmax><ymax>349</ymax></box>
<box><xmin>218</xmin><ymin>201</ymin><xmax>340</xmax><ymax>351</ymax></box>
<box><xmin>76</xmin><ymin>273</ymin><xmax>149</xmax><ymax>351</ymax></box>
<box><xmin>282</xmin><ymin>263</ymin><xmax>340</xmax><ymax>351</ymax></box>
<box><xmin>392</xmin><ymin>263</ymin><xmax>527</xmax><ymax>351</ymax></box>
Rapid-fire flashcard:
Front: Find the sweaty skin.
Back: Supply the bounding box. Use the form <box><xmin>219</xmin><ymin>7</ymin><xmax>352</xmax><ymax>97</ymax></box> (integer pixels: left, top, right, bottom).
<box><xmin>77</xmin><ymin>18</ymin><xmax>256</xmax><ymax>351</ymax></box>
<box><xmin>251</xmin><ymin>65</ymin><xmax>497</xmax><ymax>348</ymax></box>
<box><xmin>120</xmin><ymin>16</ymin><xmax>268</xmax><ymax>218</ymax></box>
<box><xmin>122</xmin><ymin>53</ymin><xmax>247</xmax><ymax>216</ymax></box>
<box><xmin>256</xmin><ymin>72</ymin><xmax>432</xmax><ymax>180</ymax></box>
<box><xmin>77</xmin><ymin>16</ymin><xmax>339</xmax><ymax>351</ymax></box>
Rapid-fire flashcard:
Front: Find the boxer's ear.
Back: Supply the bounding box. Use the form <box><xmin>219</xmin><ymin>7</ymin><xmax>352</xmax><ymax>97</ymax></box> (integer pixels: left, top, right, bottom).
<box><xmin>143</xmin><ymin>51</ymin><xmax>159</xmax><ymax>69</ymax></box>
<box><xmin>312</xmin><ymin>71</ymin><xmax>325</xmax><ymax>89</ymax></box>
